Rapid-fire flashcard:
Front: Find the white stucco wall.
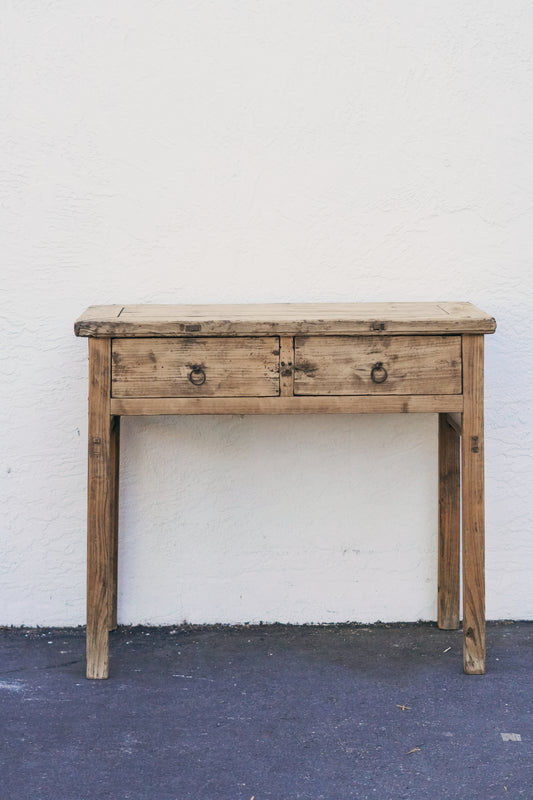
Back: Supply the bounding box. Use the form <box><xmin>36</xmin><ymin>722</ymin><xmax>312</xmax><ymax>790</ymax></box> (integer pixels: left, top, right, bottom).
<box><xmin>2</xmin><ymin>1</ymin><xmax>532</xmax><ymax>626</ymax></box>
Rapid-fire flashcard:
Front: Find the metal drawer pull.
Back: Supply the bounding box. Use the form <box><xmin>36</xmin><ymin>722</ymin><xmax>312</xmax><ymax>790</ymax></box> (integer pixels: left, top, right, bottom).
<box><xmin>188</xmin><ymin>366</ymin><xmax>206</xmax><ymax>386</ymax></box>
<box><xmin>370</xmin><ymin>362</ymin><xmax>388</xmax><ymax>384</ymax></box>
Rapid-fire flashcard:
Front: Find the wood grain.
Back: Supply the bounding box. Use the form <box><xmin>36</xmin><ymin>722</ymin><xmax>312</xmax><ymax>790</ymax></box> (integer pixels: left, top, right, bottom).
<box><xmin>75</xmin><ymin>302</ymin><xmax>497</xmax><ymax>338</ymax></box>
<box><xmin>461</xmin><ymin>335</ymin><xmax>486</xmax><ymax>674</ymax></box>
<box><xmin>108</xmin><ymin>415</ymin><xmax>120</xmax><ymax>631</ymax></box>
<box><xmin>111</xmin><ymin>337</ymin><xmax>280</xmax><ymax>398</ymax></box>
<box><xmin>294</xmin><ymin>335</ymin><xmax>462</xmax><ymax>396</ymax></box>
<box><xmin>87</xmin><ymin>339</ymin><xmax>117</xmax><ymax>679</ymax></box>
<box><xmin>76</xmin><ymin>303</ymin><xmax>495</xmax><ymax>678</ymax></box>
<box><xmin>438</xmin><ymin>414</ymin><xmax>460</xmax><ymax>630</ymax></box>
<box><xmin>110</xmin><ymin>395</ymin><xmax>464</xmax><ymax>416</ymax></box>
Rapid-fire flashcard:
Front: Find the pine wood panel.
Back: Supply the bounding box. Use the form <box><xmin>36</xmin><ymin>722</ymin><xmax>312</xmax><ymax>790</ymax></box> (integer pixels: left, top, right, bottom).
<box><xmin>438</xmin><ymin>414</ymin><xmax>460</xmax><ymax>630</ymax></box>
<box><xmin>110</xmin><ymin>395</ymin><xmax>464</xmax><ymax>416</ymax></box>
<box><xmin>294</xmin><ymin>335</ymin><xmax>462</xmax><ymax>396</ymax></box>
<box><xmin>111</xmin><ymin>337</ymin><xmax>280</xmax><ymax>398</ymax></box>
<box><xmin>461</xmin><ymin>335</ymin><xmax>486</xmax><ymax>674</ymax></box>
<box><xmin>75</xmin><ymin>302</ymin><xmax>497</xmax><ymax>337</ymax></box>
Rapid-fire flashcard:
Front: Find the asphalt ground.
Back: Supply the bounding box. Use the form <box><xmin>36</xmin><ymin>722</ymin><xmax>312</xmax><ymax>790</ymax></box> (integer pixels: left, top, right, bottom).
<box><xmin>1</xmin><ymin>621</ymin><xmax>531</xmax><ymax>800</ymax></box>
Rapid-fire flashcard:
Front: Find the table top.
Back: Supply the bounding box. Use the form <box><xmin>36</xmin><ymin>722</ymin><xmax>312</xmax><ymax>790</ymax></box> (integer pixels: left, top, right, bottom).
<box><xmin>75</xmin><ymin>302</ymin><xmax>496</xmax><ymax>338</ymax></box>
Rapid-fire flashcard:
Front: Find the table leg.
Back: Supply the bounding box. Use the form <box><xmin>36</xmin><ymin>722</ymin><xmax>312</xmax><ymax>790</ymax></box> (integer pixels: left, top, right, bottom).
<box><xmin>108</xmin><ymin>415</ymin><xmax>120</xmax><ymax>631</ymax></box>
<box><xmin>438</xmin><ymin>414</ymin><xmax>460</xmax><ymax>629</ymax></box>
<box><xmin>87</xmin><ymin>338</ymin><xmax>115</xmax><ymax>679</ymax></box>
<box><xmin>461</xmin><ymin>335</ymin><xmax>486</xmax><ymax>674</ymax></box>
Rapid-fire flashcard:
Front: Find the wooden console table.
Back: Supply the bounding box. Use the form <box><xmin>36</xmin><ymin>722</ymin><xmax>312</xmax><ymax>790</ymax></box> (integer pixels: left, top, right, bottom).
<box><xmin>75</xmin><ymin>302</ymin><xmax>496</xmax><ymax>679</ymax></box>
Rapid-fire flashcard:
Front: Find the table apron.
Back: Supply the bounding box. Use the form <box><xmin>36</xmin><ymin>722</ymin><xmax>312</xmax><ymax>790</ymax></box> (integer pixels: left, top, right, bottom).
<box><xmin>109</xmin><ymin>395</ymin><xmax>464</xmax><ymax>416</ymax></box>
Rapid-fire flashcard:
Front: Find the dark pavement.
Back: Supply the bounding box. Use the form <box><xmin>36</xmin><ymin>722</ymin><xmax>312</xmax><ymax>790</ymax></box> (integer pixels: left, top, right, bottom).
<box><xmin>1</xmin><ymin>622</ymin><xmax>531</xmax><ymax>800</ymax></box>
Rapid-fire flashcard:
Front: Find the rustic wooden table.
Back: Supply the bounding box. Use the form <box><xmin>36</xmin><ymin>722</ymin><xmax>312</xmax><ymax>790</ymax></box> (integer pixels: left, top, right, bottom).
<box><xmin>75</xmin><ymin>302</ymin><xmax>496</xmax><ymax>679</ymax></box>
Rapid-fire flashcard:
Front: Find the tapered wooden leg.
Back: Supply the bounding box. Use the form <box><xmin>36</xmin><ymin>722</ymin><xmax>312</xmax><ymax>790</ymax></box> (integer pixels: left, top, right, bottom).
<box><xmin>87</xmin><ymin>338</ymin><xmax>114</xmax><ymax>679</ymax></box>
<box><xmin>108</xmin><ymin>415</ymin><xmax>120</xmax><ymax>631</ymax></box>
<box><xmin>461</xmin><ymin>336</ymin><xmax>486</xmax><ymax>674</ymax></box>
<box><xmin>438</xmin><ymin>414</ymin><xmax>460</xmax><ymax>629</ymax></box>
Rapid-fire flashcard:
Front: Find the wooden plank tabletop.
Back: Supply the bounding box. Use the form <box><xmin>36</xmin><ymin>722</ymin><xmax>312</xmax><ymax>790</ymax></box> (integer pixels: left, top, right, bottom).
<box><xmin>75</xmin><ymin>302</ymin><xmax>496</xmax><ymax>337</ymax></box>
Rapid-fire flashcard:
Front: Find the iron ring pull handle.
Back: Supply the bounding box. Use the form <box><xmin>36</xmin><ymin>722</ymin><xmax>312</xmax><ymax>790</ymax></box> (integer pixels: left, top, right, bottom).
<box><xmin>188</xmin><ymin>366</ymin><xmax>206</xmax><ymax>386</ymax></box>
<box><xmin>370</xmin><ymin>362</ymin><xmax>388</xmax><ymax>384</ymax></box>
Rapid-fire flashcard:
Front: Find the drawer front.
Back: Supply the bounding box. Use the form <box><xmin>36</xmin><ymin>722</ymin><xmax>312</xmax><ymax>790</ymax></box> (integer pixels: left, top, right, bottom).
<box><xmin>294</xmin><ymin>335</ymin><xmax>462</xmax><ymax>395</ymax></box>
<box><xmin>112</xmin><ymin>337</ymin><xmax>280</xmax><ymax>398</ymax></box>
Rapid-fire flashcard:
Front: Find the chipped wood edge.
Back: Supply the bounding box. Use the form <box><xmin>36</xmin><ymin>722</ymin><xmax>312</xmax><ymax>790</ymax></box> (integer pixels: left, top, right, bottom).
<box><xmin>74</xmin><ymin>317</ymin><xmax>497</xmax><ymax>337</ymax></box>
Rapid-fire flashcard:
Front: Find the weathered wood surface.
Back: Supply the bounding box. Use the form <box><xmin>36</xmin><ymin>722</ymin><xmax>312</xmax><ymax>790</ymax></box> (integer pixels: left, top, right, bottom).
<box><xmin>75</xmin><ymin>302</ymin><xmax>497</xmax><ymax>338</ymax></box>
<box><xmin>110</xmin><ymin>395</ymin><xmax>464</xmax><ymax>416</ymax></box>
<box><xmin>438</xmin><ymin>414</ymin><xmax>460</xmax><ymax>630</ymax></box>
<box><xmin>108</xmin><ymin>415</ymin><xmax>120</xmax><ymax>632</ymax></box>
<box><xmin>461</xmin><ymin>335</ymin><xmax>486</xmax><ymax>674</ymax></box>
<box><xmin>111</xmin><ymin>337</ymin><xmax>280</xmax><ymax>398</ymax></box>
<box><xmin>77</xmin><ymin>303</ymin><xmax>494</xmax><ymax>678</ymax></box>
<box><xmin>279</xmin><ymin>336</ymin><xmax>294</xmax><ymax>396</ymax></box>
<box><xmin>87</xmin><ymin>339</ymin><xmax>117</xmax><ymax>679</ymax></box>
<box><xmin>294</xmin><ymin>335</ymin><xmax>462</xmax><ymax>396</ymax></box>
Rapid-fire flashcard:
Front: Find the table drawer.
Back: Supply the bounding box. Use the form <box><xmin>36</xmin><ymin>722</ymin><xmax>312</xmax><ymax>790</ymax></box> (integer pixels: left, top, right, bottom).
<box><xmin>112</xmin><ymin>337</ymin><xmax>280</xmax><ymax>398</ymax></box>
<box><xmin>294</xmin><ymin>335</ymin><xmax>462</xmax><ymax>395</ymax></box>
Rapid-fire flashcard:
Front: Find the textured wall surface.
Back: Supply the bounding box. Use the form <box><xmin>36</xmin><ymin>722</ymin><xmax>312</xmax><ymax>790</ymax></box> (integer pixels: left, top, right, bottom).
<box><xmin>2</xmin><ymin>1</ymin><xmax>532</xmax><ymax>625</ymax></box>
